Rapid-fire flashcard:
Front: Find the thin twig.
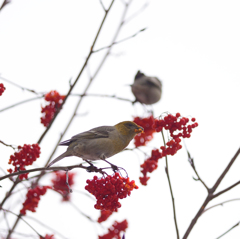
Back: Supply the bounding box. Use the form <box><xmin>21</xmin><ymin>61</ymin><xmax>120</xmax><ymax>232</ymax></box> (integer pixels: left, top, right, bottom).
<box><xmin>92</xmin><ymin>28</ymin><xmax>146</xmax><ymax>53</ymax></box>
<box><xmin>26</xmin><ymin>215</ymin><xmax>69</xmax><ymax>239</ymax></box>
<box><xmin>161</xmin><ymin>130</ymin><xmax>180</xmax><ymax>239</ymax></box>
<box><xmin>1</xmin><ymin>209</ymin><xmax>43</xmax><ymax>239</ymax></box>
<box><xmin>183</xmin><ymin>147</ymin><xmax>240</xmax><ymax>239</ymax></box>
<box><xmin>212</xmin><ymin>180</ymin><xmax>240</xmax><ymax>199</ymax></box>
<box><xmin>215</xmin><ymin>221</ymin><xmax>240</xmax><ymax>239</ymax></box>
<box><xmin>124</xmin><ymin>2</ymin><xmax>149</xmax><ymax>24</ymax></box>
<box><xmin>72</xmin><ymin>93</ymin><xmax>133</xmax><ymax>102</ymax></box>
<box><xmin>0</xmin><ymin>140</ymin><xmax>16</xmax><ymax>150</ymax></box>
<box><xmin>0</xmin><ymin>0</ymin><xmax>11</xmax><ymax>11</ymax></box>
<box><xmin>99</xmin><ymin>0</ymin><xmax>106</xmax><ymax>11</ymax></box>
<box><xmin>0</xmin><ymin>96</ymin><xmax>44</xmax><ymax>112</ymax></box>
<box><xmin>202</xmin><ymin>198</ymin><xmax>240</xmax><ymax>215</ymax></box>
<box><xmin>0</xmin><ymin>76</ymin><xmax>41</xmax><ymax>95</ymax></box>
<box><xmin>0</xmin><ymin>177</ymin><xmax>20</xmax><ymax>209</ymax></box>
<box><xmin>186</xmin><ymin>148</ymin><xmax>209</xmax><ymax>191</ymax></box>
<box><xmin>69</xmin><ymin>202</ymin><xmax>95</xmax><ymax>222</ymax></box>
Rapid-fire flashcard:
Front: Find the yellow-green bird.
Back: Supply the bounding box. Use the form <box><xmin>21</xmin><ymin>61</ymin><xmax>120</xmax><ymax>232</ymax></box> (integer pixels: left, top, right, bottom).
<box><xmin>47</xmin><ymin>121</ymin><xmax>143</xmax><ymax>168</ymax></box>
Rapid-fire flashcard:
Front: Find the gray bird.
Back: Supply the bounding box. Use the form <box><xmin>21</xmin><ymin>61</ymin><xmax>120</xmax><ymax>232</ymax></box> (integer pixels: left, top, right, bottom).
<box><xmin>131</xmin><ymin>71</ymin><xmax>162</xmax><ymax>105</ymax></box>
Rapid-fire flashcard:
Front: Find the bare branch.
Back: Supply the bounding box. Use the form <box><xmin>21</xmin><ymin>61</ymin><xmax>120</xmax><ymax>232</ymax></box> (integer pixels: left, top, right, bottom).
<box><xmin>0</xmin><ymin>96</ymin><xmax>44</xmax><ymax>113</ymax></box>
<box><xmin>1</xmin><ymin>209</ymin><xmax>43</xmax><ymax>239</ymax></box>
<box><xmin>161</xmin><ymin>130</ymin><xmax>180</xmax><ymax>239</ymax></box>
<box><xmin>0</xmin><ymin>0</ymin><xmax>11</xmax><ymax>11</ymax></box>
<box><xmin>216</xmin><ymin>221</ymin><xmax>240</xmax><ymax>239</ymax></box>
<box><xmin>72</xmin><ymin>93</ymin><xmax>133</xmax><ymax>103</ymax></box>
<box><xmin>186</xmin><ymin>148</ymin><xmax>209</xmax><ymax>191</ymax></box>
<box><xmin>213</xmin><ymin>181</ymin><xmax>240</xmax><ymax>199</ymax></box>
<box><xmin>124</xmin><ymin>2</ymin><xmax>149</xmax><ymax>24</ymax></box>
<box><xmin>0</xmin><ymin>140</ymin><xmax>16</xmax><ymax>150</ymax></box>
<box><xmin>26</xmin><ymin>215</ymin><xmax>69</xmax><ymax>239</ymax></box>
<box><xmin>183</xmin><ymin>147</ymin><xmax>240</xmax><ymax>239</ymax></box>
<box><xmin>0</xmin><ymin>75</ymin><xmax>41</xmax><ymax>95</ymax></box>
<box><xmin>99</xmin><ymin>0</ymin><xmax>106</xmax><ymax>11</ymax></box>
<box><xmin>92</xmin><ymin>28</ymin><xmax>147</xmax><ymax>53</ymax></box>
<box><xmin>202</xmin><ymin>198</ymin><xmax>240</xmax><ymax>215</ymax></box>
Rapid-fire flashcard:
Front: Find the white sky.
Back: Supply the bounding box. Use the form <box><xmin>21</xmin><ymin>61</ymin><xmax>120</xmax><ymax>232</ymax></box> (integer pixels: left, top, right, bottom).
<box><xmin>0</xmin><ymin>0</ymin><xmax>240</xmax><ymax>239</ymax></box>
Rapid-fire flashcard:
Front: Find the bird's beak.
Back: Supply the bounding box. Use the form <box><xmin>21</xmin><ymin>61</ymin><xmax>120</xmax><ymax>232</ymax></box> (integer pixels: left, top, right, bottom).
<box><xmin>134</xmin><ymin>126</ymin><xmax>144</xmax><ymax>134</ymax></box>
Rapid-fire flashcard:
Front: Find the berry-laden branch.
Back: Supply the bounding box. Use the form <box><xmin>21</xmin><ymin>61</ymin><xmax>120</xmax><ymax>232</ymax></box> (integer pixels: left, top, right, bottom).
<box><xmin>182</xmin><ymin>147</ymin><xmax>240</xmax><ymax>239</ymax></box>
<box><xmin>0</xmin><ymin>164</ymin><xmax>106</xmax><ymax>182</ymax></box>
<box><xmin>132</xmin><ymin>113</ymin><xmax>199</xmax><ymax>239</ymax></box>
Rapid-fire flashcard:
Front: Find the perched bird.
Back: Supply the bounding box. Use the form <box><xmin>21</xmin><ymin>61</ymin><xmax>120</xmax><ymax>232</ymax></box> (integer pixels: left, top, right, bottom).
<box><xmin>131</xmin><ymin>70</ymin><xmax>162</xmax><ymax>105</ymax></box>
<box><xmin>47</xmin><ymin>121</ymin><xmax>144</xmax><ymax>168</ymax></box>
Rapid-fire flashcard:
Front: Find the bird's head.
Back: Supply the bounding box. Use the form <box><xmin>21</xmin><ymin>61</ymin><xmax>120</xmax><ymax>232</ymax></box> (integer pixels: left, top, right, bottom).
<box><xmin>115</xmin><ymin>121</ymin><xmax>144</xmax><ymax>139</ymax></box>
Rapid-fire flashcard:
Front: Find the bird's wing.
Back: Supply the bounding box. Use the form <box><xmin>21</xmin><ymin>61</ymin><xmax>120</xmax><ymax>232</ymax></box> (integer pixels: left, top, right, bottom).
<box><xmin>59</xmin><ymin>126</ymin><xmax>115</xmax><ymax>146</ymax></box>
<box><xmin>136</xmin><ymin>76</ymin><xmax>162</xmax><ymax>90</ymax></box>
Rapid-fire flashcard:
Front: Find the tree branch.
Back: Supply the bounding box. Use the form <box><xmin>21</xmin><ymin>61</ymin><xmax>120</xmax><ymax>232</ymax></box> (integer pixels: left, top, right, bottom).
<box><xmin>216</xmin><ymin>221</ymin><xmax>240</xmax><ymax>239</ymax></box>
<box><xmin>183</xmin><ymin>147</ymin><xmax>240</xmax><ymax>239</ymax></box>
<box><xmin>202</xmin><ymin>198</ymin><xmax>240</xmax><ymax>215</ymax></box>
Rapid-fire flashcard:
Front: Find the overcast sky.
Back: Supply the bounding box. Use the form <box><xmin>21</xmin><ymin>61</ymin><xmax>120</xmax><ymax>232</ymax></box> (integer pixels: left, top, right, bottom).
<box><xmin>0</xmin><ymin>0</ymin><xmax>240</xmax><ymax>239</ymax></box>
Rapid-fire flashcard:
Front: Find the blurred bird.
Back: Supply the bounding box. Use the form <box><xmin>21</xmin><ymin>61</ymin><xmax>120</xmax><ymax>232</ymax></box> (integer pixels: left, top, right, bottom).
<box><xmin>47</xmin><ymin>121</ymin><xmax>144</xmax><ymax>168</ymax></box>
<box><xmin>131</xmin><ymin>70</ymin><xmax>162</xmax><ymax>105</ymax></box>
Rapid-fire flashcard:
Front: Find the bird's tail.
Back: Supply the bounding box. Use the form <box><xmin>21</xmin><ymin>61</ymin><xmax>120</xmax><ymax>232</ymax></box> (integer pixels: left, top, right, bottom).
<box><xmin>47</xmin><ymin>151</ymin><xmax>72</xmax><ymax>168</ymax></box>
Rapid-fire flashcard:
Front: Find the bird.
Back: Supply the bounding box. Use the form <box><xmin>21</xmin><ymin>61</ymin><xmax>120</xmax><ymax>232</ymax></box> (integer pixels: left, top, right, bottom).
<box><xmin>47</xmin><ymin>121</ymin><xmax>144</xmax><ymax>169</ymax></box>
<box><xmin>131</xmin><ymin>70</ymin><xmax>162</xmax><ymax>105</ymax></box>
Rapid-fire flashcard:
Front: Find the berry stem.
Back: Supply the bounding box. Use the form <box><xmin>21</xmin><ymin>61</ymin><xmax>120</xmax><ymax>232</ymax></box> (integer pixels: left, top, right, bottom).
<box><xmin>161</xmin><ymin>130</ymin><xmax>180</xmax><ymax>239</ymax></box>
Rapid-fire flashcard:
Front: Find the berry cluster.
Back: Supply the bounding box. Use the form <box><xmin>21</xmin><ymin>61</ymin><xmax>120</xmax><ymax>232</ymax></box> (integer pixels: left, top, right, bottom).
<box><xmin>133</xmin><ymin>115</ymin><xmax>156</xmax><ymax>147</ymax></box>
<box><xmin>137</xmin><ymin>113</ymin><xmax>198</xmax><ymax>185</ymax></box>
<box><xmin>98</xmin><ymin>209</ymin><xmax>117</xmax><ymax>223</ymax></box>
<box><xmin>41</xmin><ymin>90</ymin><xmax>65</xmax><ymax>127</ymax></box>
<box><xmin>51</xmin><ymin>171</ymin><xmax>75</xmax><ymax>201</ymax></box>
<box><xmin>7</xmin><ymin>144</ymin><xmax>41</xmax><ymax>180</ymax></box>
<box><xmin>140</xmin><ymin>149</ymin><xmax>162</xmax><ymax>185</ymax></box>
<box><xmin>20</xmin><ymin>186</ymin><xmax>51</xmax><ymax>215</ymax></box>
<box><xmin>85</xmin><ymin>173</ymin><xmax>138</xmax><ymax>212</ymax></box>
<box><xmin>40</xmin><ymin>235</ymin><xmax>55</xmax><ymax>239</ymax></box>
<box><xmin>153</xmin><ymin>113</ymin><xmax>198</xmax><ymax>138</ymax></box>
<box><xmin>99</xmin><ymin>220</ymin><xmax>128</xmax><ymax>239</ymax></box>
<box><xmin>0</xmin><ymin>83</ymin><xmax>6</xmax><ymax>96</ymax></box>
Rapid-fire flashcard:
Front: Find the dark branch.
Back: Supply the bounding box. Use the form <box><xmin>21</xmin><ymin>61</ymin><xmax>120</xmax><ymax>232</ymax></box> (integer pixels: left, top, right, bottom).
<box><xmin>0</xmin><ymin>140</ymin><xmax>16</xmax><ymax>150</ymax></box>
<box><xmin>183</xmin><ymin>147</ymin><xmax>240</xmax><ymax>239</ymax></box>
